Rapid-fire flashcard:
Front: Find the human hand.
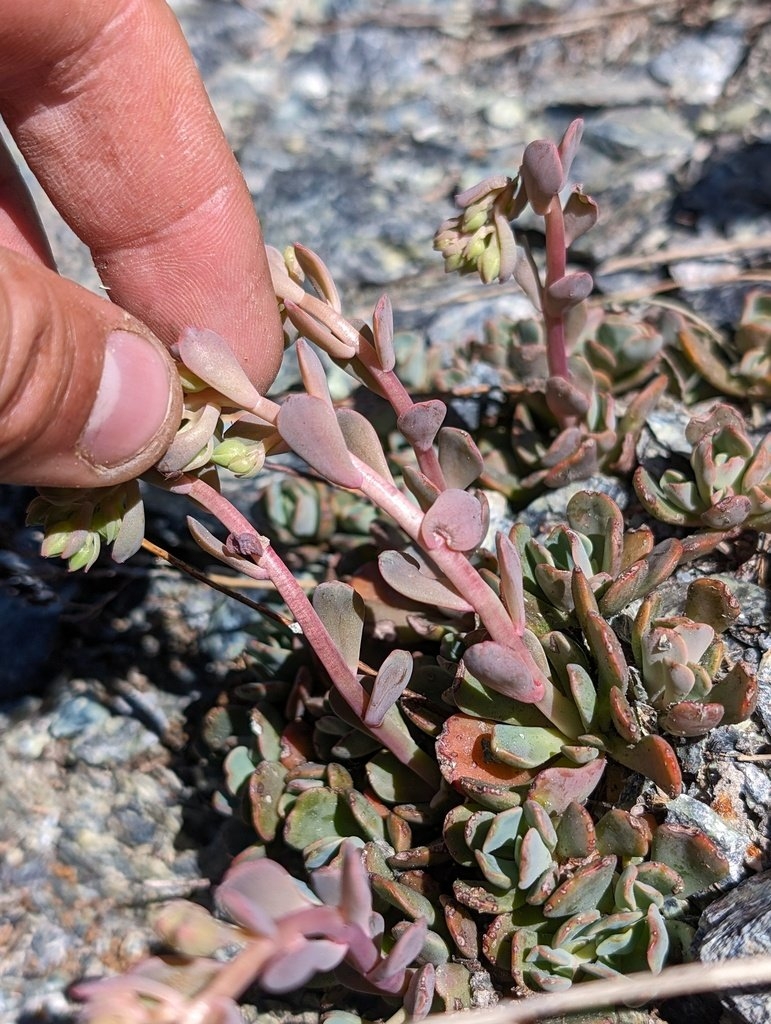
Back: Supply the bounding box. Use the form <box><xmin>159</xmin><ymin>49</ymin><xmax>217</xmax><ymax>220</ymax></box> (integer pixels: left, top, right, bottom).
<box><xmin>0</xmin><ymin>0</ymin><xmax>283</xmax><ymax>488</ymax></box>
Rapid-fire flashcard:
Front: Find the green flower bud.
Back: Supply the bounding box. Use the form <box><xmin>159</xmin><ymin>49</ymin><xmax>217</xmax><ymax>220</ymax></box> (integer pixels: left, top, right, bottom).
<box><xmin>479</xmin><ymin>243</ymin><xmax>501</xmax><ymax>284</ymax></box>
<box><xmin>212</xmin><ymin>437</ymin><xmax>266</xmax><ymax>478</ymax></box>
<box><xmin>67</xmin><ymin>533</ymin><xmax>102</xmax><ymax>572</ymax></box>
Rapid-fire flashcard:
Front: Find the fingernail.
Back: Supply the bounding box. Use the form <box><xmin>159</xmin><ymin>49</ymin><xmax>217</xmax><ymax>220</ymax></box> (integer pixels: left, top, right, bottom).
<box><xmin>79</xmin><ymin>330</ymin><xmax>173</xmax><ymax>468</ymax></box>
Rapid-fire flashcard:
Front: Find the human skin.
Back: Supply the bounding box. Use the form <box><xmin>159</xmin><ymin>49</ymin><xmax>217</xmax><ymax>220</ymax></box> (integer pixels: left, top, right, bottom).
<box><xmin>0</xmin><ymin>0</ymin><xmax>284</xmax><ymax>487</ymax></box>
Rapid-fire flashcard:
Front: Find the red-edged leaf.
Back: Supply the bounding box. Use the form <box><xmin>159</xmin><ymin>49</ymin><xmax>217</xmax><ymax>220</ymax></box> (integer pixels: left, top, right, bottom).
<box><xmin>463</xmin><ymin>641</ymin><xmax>545</xmax><ymax>703</ymax></box>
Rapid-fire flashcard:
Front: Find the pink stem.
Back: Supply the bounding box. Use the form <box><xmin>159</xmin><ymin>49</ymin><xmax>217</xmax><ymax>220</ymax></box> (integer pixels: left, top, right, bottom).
<box><xmin>166</xmin><ymin>474</ymin><xmax>440</xmax><ymax>785</ymax></box>
<box><xmin>350</xmin><ymin>455</ymin><xmax>581</xmax><ymax>737</ymax></box>
<box><xmin>543</xmin><ymin>199</ymin><xmax>569</xmax><ymax>380</ymax></box>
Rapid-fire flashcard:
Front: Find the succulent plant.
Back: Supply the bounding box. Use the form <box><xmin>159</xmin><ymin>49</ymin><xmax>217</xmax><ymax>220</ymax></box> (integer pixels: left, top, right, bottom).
<box><xmin>635</xmin><ymin>403</ymin><xmax>771</xmax><ymax>530</ymax></box>
<box><xmin>675</xmin><ymin>289</ymin><xmax>771</xmax><ymax>400</ymax></box>
<box><xmin>31</xmin><ymin>120</ymin><xmax>759</xmax><ymax>1024</ymax></box>
<box><xmin>26</xmin><ymin>480</ymin><xmax>145</xmax><ymax>571</ymax></box>
<box><xmin>74</xmin><ymin>842</ymin><xmax>438</xmax><ymax>1022</ymax></box>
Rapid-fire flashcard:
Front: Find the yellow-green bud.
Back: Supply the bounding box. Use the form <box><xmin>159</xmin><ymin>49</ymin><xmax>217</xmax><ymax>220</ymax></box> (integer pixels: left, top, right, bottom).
<box><xmin>68</xmin><ymin>533</ymin><xmax>101</xmax><ymax>572</ymax></box>
<box><xmin>479</xmin><ymin>243</ymin><xmax>501</xmax><ymax>284</ymax></box>
<box><xmin>212</xmin><ymin>437</ymin><xmax>266</xmax><ymax>478</ymax></box>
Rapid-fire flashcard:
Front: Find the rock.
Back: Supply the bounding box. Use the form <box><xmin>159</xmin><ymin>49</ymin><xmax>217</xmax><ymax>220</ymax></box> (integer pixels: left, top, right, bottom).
<box><xmin>693</xmin><ymin>870</ymin><xmax>771</xmax><ymax>1024</ymax></box>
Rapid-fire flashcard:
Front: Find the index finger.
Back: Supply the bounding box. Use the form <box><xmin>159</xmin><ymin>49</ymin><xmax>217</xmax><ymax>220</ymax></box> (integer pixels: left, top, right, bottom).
<box><xmin>0</xmin><ymin>0</ymin><xmax>282</xmax><ymax>393</ymax></box>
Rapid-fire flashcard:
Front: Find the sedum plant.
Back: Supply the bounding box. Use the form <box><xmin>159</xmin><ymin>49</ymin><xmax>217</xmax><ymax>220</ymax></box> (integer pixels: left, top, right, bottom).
<box><xmin>24</xmin><ymin>121</ymin><xmax>769</xmax><ymax>1023</ymax></box>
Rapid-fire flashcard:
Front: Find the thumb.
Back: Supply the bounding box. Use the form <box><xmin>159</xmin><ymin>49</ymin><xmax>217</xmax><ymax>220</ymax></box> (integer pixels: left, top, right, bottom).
<box><xmin>0</xmin><ymin>248</ymin><xmax>182</xmax><ymax>487</ymax></box>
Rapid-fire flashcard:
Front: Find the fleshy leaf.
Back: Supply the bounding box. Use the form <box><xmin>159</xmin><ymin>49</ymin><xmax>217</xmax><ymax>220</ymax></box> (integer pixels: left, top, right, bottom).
<box><xmin>372</xmin><ymin>294</ymin><xmax>395</xmax><ymax>372</ymax></box>
<box><xmin>419</xmin><ymin>489</ymin><xmax>485</xmax><ymax>552</ymax></box>
<box><xmin>463</xmin><ymin>641</ymin><xmax>545</xmax><ymax>703</ymax></box>
<box><xmin>278</xmin><ymin>394</ymin><xmax>363</xmax><ymax>489</ymax></box>
<box><xmin>437</xmin><ymin>428</ymin><xmax>485</xmax><ymax>490</ymax></box>
<box><xmin>312</xmin><ymin>581</ymin><xmax>365</xmax><ymax>675</ymax></box>
<box><xmin>177</xmin><ymin>327</ymin><xmax>262</xmax><ymax>409</ymax></box>
<box><xmin>528</xmin><ymin>757</ymin><xmax>606</xmax><ymax>814</ymax></box>
<box><xmin>378</xmin><ymin>550</ymin><xmax>473</xmax><ymax>612</ymax></box>
<box><xmin>365</xmin><ymin>649</ymin><xmax>414</xmax><ymax>727</ymax></box>
<box><xmin>398</xmin><ymin>401</ymin><xmax>447</xmax><ymax>452</ymax></box>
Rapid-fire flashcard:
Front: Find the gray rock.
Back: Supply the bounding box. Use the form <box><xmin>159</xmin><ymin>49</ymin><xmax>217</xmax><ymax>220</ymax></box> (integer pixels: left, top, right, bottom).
<box><xmin>694</xmin><ymin>870</ymin><xmax>771</xmax><ymax>1024</ymax></box>
<box><xmin>649</xmin><ymin>23</ymin><xmax>747</xmax><ymax>105</ymax></box>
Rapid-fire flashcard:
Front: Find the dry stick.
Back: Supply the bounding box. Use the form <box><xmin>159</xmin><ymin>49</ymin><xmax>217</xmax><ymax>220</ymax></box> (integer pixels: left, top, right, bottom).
<box><xmin>436</xmin><ymin>954</ymin><xmax>771</xmax><ymax>1024</ymax></box>
<box><xmin>598</xmin><ymin>233</ymin><xmax>771</xmax><ymax>275</ymax></box>
<box><xmin>140</xmin><ymin>538</ymin><xmax>295</xmax><ymax>630</ymax></box>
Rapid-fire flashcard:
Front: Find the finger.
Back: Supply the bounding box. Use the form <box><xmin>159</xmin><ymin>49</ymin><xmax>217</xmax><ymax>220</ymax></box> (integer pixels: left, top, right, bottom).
<box><xmin>0</xmin><ymin>135</ymin><xmax>56</xmax><ymax>268</ymax></box>
<box><xmin>0</xmin><ymin>0</ymin><xmax>283</xmax><ymax>393</ymax></box>
<box><xmin>0</xmin><ymin>247</ymin><xmax>182</xmax><ymax>487</ymax></box>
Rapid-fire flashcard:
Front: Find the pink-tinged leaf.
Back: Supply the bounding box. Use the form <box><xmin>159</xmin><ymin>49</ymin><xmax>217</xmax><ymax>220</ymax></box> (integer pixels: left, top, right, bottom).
<box><xmin>647</xmin><ymin>903</ymin><xmax>669</xmax><ymax>973</ymax></box>
<box><xmin>512</xmin><ymin>234</ymin><xmax>543</xmax><ymax>310</ymax></box>
<box><xmin>283</xmin><ymin>299</ymin><xmax>358</xmax><ymax>360</ymax></box>
<box><xmin>463</xmin><ymin>641</ymin><xmax>545</xmax><ymax>703</ymax></box>
<box><xmin>606</xmin><ymin>734</ymin><xmax>681</xmax><ymax>797</ymax></box>
<box><xmin>437</xmin><ymin>428</ymin><xmax>485</xmax><ymax>490</ymax></box>
<box><xmin>365</xmin><ymin>649</ymin><xmax>414</xmax><ymax>727</ymax></box>
<box><xmin>544</xmin><ymin>272</ymin><xmax>594</xmax><ymax>315</ymax></box>
<box><xmin>543</xmin><ymin>855</ymin><xmax>616</xmax><ymax>919</ymax></box>
<box><xmin>496</xmin><ymin>532</ymin><xmax>526</xmax><ymax>633</ymax></box>
<box><xmin>419</xmin><ymin>489</ymin><xmax>485</xmax><ymax>552</ymax></box>
<box><xmin>398</xmin><ymin>401</ymin><xmax>447</xmax><ymax>452</ymax></box>
<box><xmin>216</xmin><ymin>861</ymin><xmax>312</xmax><ymax>933</ymax></box>
<box><xmin>368</xmin><ymin>918</ymin><xmax>428</xmax><ymax>982</ymax></box>
<box><xmin>296</xmin><ymin>337</ymin><xmax>333</xmax><ymax>402</ymax></box>
<box><xmin>378</xmin><ymin>550</ymin><xmax>473</xmax><ymax>613</ymax></box>
<box><xmin>293</xmin><ymin>242</ymin><xmax>342</xmax><ymax>311</ymax></box>
<box><xmin>312</xmin><ymin>581</ymin><xmax>365</xmax><ymax>675</ymax></box>
<box><xmin>403</xmin><ymin>962</ymin><xmax>436</xmax><ymax>1020</ymax></box>
<box><xmin>157</xmin><ymin>399</ymin><xmax>221</xmax><ymax>474</ymax></box>
<box><xmin>521</xmin><ymin>139</ymin><xmax>564</xmax><ymax>215</ymax></box>
<box><xmin>278</xmin><ymin>394</ymin><xmax>363</xmax><ymax>489</ymax></box>
<box><xmin>340</xmin><ymin>843</ymin><xmax>374</xmax><ymax>934</ymax></box>
<box><xmin>658</xmin><ymin>700</ymin><xmax>724</xmax><ymax>737</ymax></box>
<box><xmin>337</xmin><ymin>408</ymin><xmax>395</xmax><ymax>484</ymax></box>
<box><xmin>528</xmin><ymin>757</ymin><xmax>606</xmax><ymax>814</ymax></box>
<box><xmin>557</xmin><ymin>118</ymin><xmax>584</xmax><ymax>180</ymax></box>
<box><xmin>260</xmin><ymin>937</ymin><xmax>348</xmax><ymax>993</ymax></box>
<box><xmin>177</xmin><ymin>327</ymin><xmax>262</xmax><ymax>409</ymax></box>
<box><xmin>187</xmin><ymin>517</ymin><xmax>271</xmax><ymax>580</ymax></box>
<box><xmin>455</xmin><ymin>175</ymin><xmax>511</xmax><ymax>207</ymax></box>
<box><xmin>563</xmin><ymin>187</ymin><xmax>598</xmax><ymax>246</ymax></box>
<box><xmin>372</xmin><ymin>294</ymin><xmax>395</xmax><ymax>371</ymax></box>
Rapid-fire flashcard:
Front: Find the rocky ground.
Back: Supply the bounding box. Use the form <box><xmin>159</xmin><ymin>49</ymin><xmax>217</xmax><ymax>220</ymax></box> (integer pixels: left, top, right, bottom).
<box><xmin>1</xmin><ymin>0</ymin><xmax>770</xmax><ymax>1021</ymax></box>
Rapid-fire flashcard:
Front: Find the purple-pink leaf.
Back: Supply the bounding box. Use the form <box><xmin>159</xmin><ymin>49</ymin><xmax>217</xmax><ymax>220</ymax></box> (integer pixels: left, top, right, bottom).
<box><xmin>372</xmin><ymin>294</ymin><xmax>395</xmax><ymax>371</ymax></box>
<box><xmin>557</xmin><ymin>118</ymin><xmax>584</xmax><ymax>180</ymax></box>
<box><xmin>284</xmin><ymin>299</ymin><xmax>358</xmax><ymax>360</ymax></box>
<box><xmin>563</xmin><ymin>187</ymin><xmax>599</xmax><ymax>246</ymax></box>
<box><xmin>260</xmin><ymin>937</ymin><xmax>348</xmax><ymax>993</ymax></box>
<box><xmin>463</xmin><ymin>640</ymin><xmax>545</xmax><ymax>703</ymax></box>
<box><xmin>544</xmin><ymin>272</ymin><xmax>594</xmax><ymax>315</ymax></box>
<box><xmin>397</xmin><ymin>401</ymin><xmax>446</xmax><ymax>452</ymax></box>
<box><xmin>337</xmin><ymin>408</ymin><xmax>395</xmax><ymax>483</ymax></box>
<box><xmin>312</xmin><ymin>581</ymin><xmax>365</xmax><ymax>675</ymax></box>
<box><xmin>157</xmin><ymin>400</ymin><xmax>221</xmax><ymax>474</ymax></box>
<box><xmin>521</xmin><ymin>139</ymin><xmax>564</xmax><ymax>215</ymax></box>
<box><xmin>216</xmin><ymin>860</ymin><xmax>324</xmax><ymax>934</ymax></box>
<box><xmin>437</xmin><ymin>428</ymin><xmax>484</xmax><ymax>490</ymax></box>
<box><xmin>419</xmin><ymin>489</ymin><xmax>485</xmax><ymax>552</ymax></box>
<box><xmin>404</xmin><ymin>962</ymin><xmax>436</xmax><ymax>1021</ymax></box>
<box><xmin>296</xmin><ymin>337</ymin><xmax>333</xmax><ymax>402</ymax></box>
<box><xmin>378</xmin><ymin>550</ymin><xmax>473</xmax><ymax>613</ymax></box>
<box><xmin>528</xmin><ymin>757</ymin><xmax>606</xmax><ymax>814</ymax></box>
<box><xmin>293</xmin><ymin>243</ymin><xmax>342</xmax><ymax>311</ymax></box>
<box><xmin>177</xmin><ymin>327</ymin><xmax>262</xmax><ymax>409</ymax></box>
<box><xmin>340</xmin><ymin>843</ymin><xmax>375</xmax><ymax>934</ymax></box>
<box><xmin>496</xmin><ymin>533</ymin><xmax>526</xmax><ymax>633</ymax></box>
<box><xmin>365</xmin><ymin>649</ymin><xmax>414</xmax><ymax>727</ymax></box>
<box><xmin>278</xmin><ymin>394</ymin><xmax>363</xmax><ymax>489</ymax></box>
<box><xmin>367</xmin><ymin>918</ymin><xmax>428</xmax><ymax>982</ymax></box>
